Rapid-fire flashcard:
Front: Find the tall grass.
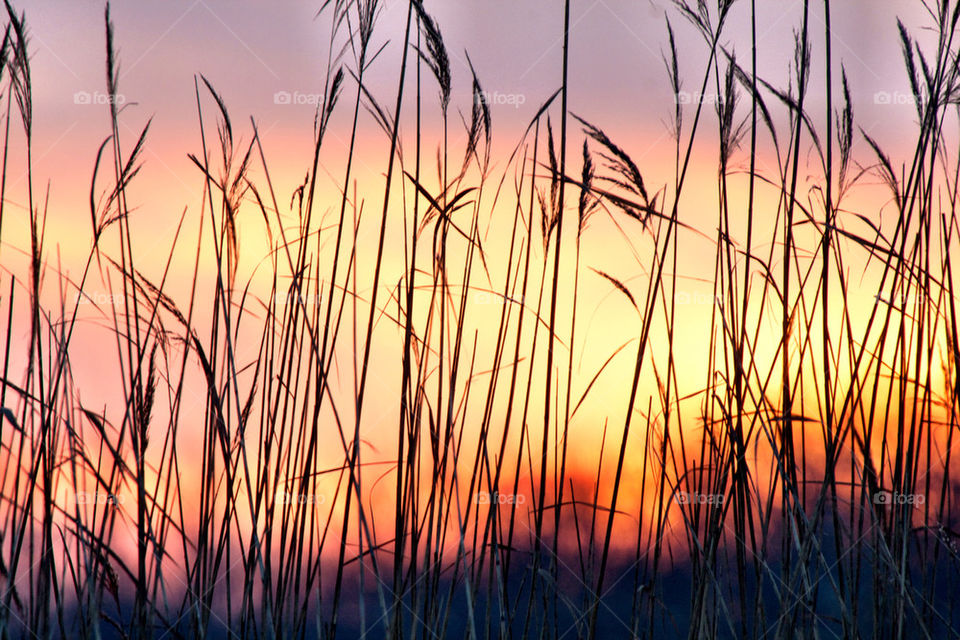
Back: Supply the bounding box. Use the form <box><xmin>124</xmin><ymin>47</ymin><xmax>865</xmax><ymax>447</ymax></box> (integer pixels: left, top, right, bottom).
<box><xmin>1</xmin><ymin>0</ymin><xmax>960</xmax><ymax>638</ymax></box>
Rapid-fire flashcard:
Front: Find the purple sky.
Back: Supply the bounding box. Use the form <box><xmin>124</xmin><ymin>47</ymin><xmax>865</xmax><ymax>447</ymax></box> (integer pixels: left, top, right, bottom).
<box><xmin>5</xmin><ymin>0</ymin><xmax>936</xmax><ymax>300</ymax></box>
<box><xmin>25</xmin><ymin>0</ymin><xmax>926</xmax><ymax>184</ymax></box>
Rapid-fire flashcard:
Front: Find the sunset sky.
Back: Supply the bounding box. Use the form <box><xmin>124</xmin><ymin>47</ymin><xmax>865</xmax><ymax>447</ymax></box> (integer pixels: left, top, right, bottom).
<box><xmin>4</xmin><ymin>0</ymin><xmax>939</xmax><ymax>473</ymax></box>
<box><xmin>19</xmin><ymin>0</ymin><xmax>928</xmax><ymax>229</ymax></box>
<box><xmin>2</xmin><ymin>2</ymin><xmax>959</xmax><ymax>637</ymax></box>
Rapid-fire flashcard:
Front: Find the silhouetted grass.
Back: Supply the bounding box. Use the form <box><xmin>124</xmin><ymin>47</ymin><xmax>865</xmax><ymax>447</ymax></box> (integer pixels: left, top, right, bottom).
<box><xmin>1</xmin><ymin>0</ymin><xmax>960</xmax><ymax>638</ymax></box>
